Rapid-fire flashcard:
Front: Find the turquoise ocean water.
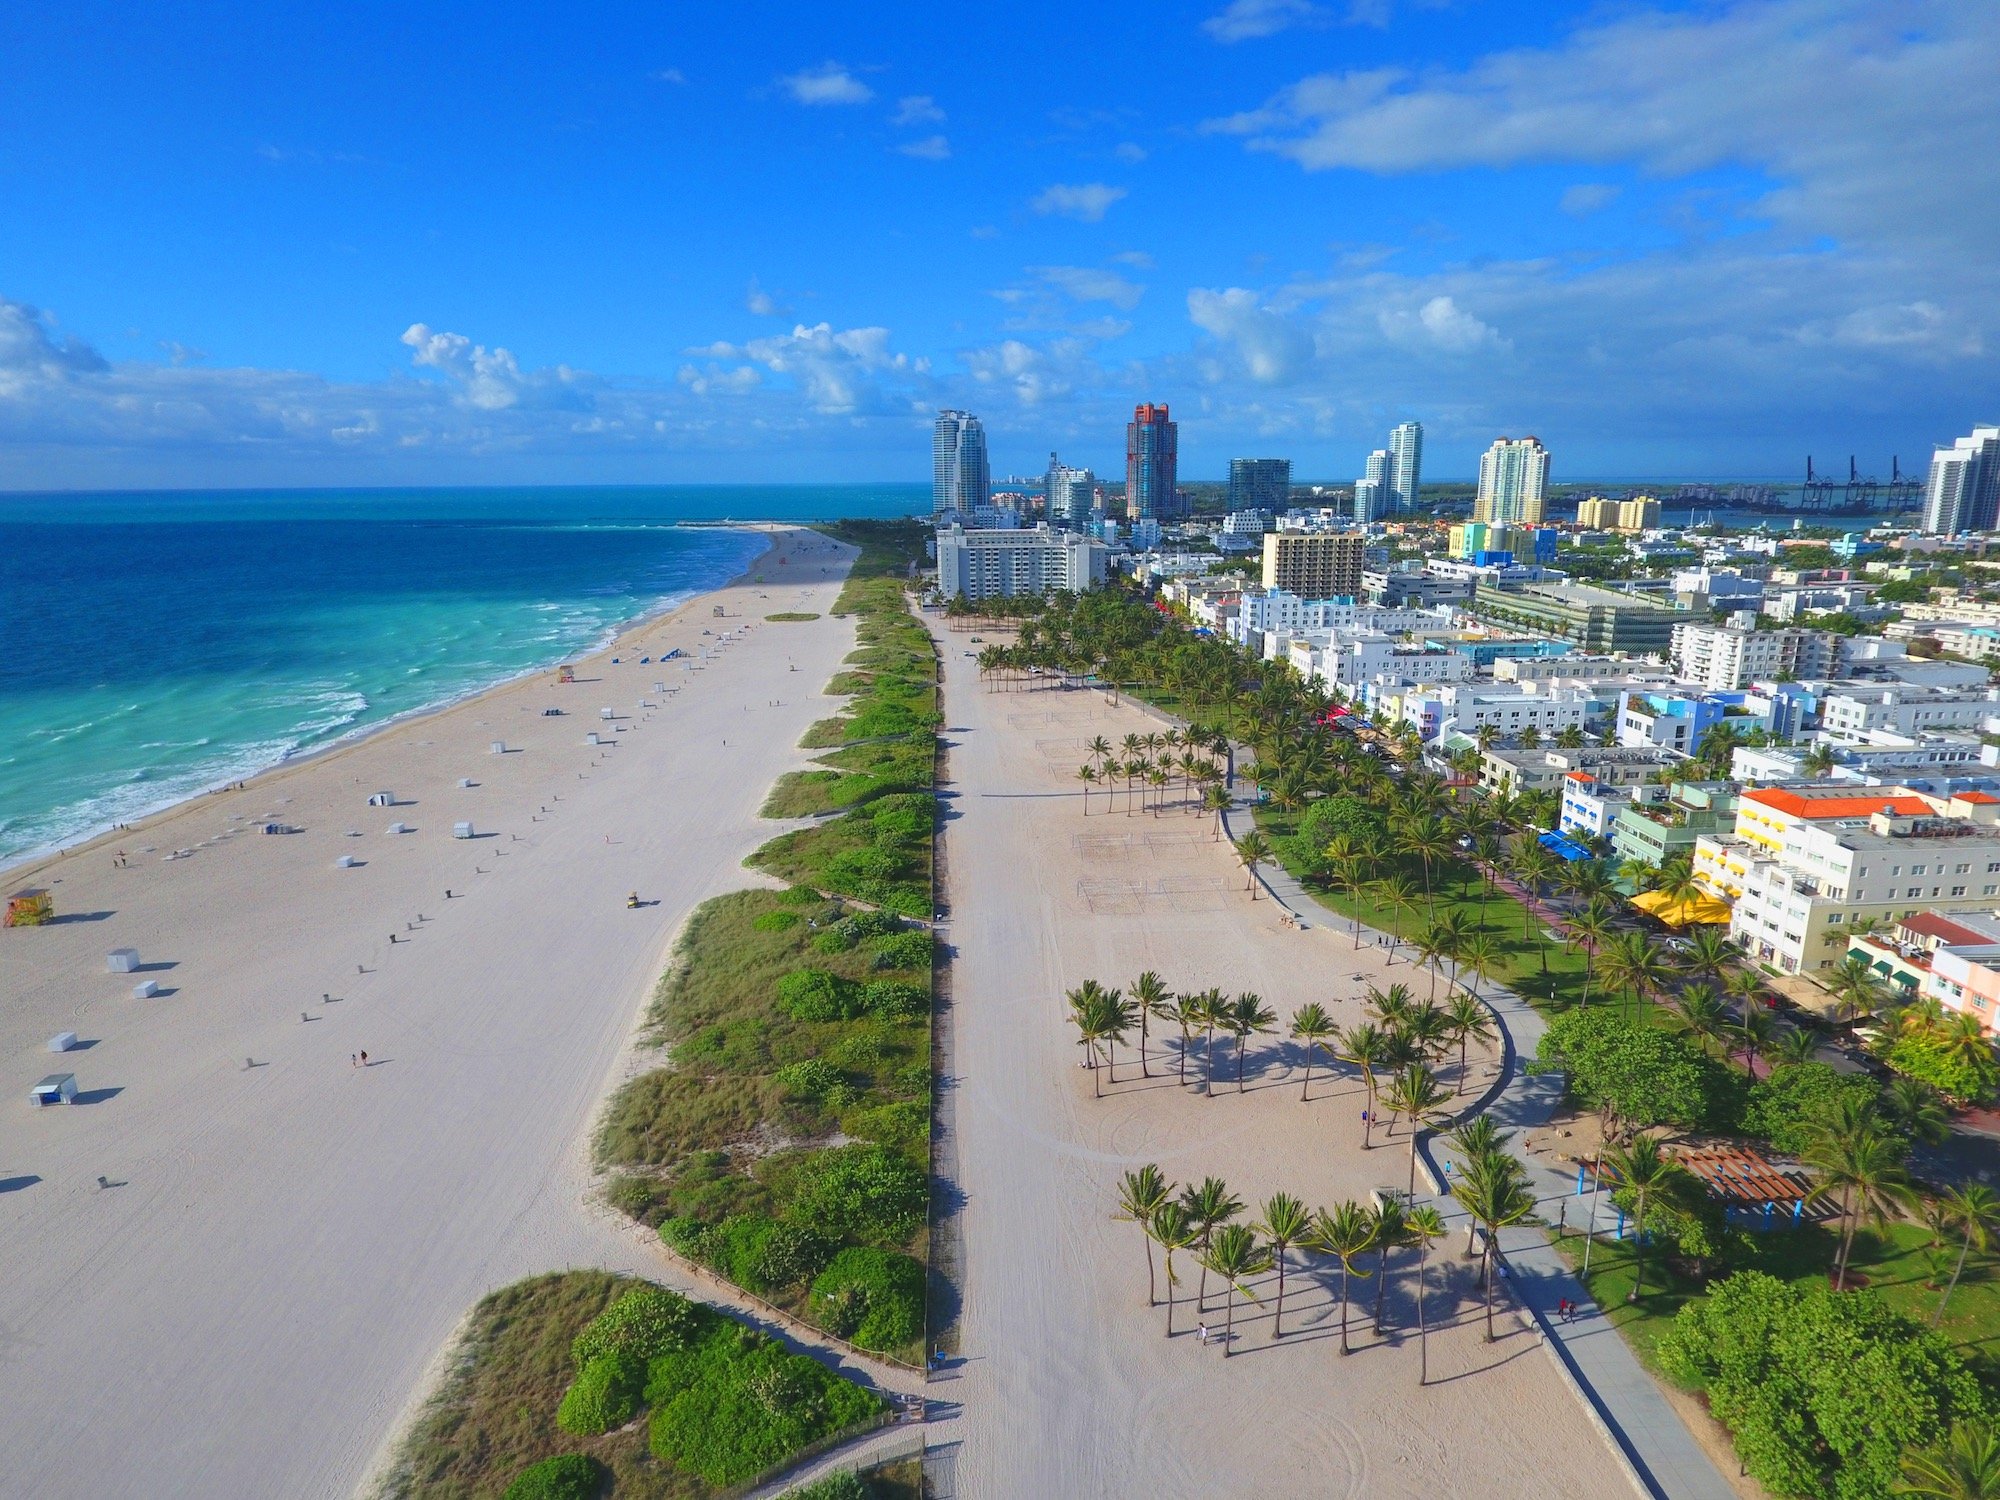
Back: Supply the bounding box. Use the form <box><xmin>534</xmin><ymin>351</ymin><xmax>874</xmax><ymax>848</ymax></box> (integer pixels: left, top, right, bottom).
<box><xmin>0</xmin><ymin>485</ymin><xmax>924</xmax><ymax>869</ymax></box>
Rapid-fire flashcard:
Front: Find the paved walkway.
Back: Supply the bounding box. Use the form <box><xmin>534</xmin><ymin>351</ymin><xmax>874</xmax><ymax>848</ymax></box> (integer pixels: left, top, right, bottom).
<box><xmin>1227</xmin><ymin>805</ymin><xmax>1738</xmax><ymax>1500</ymax></box>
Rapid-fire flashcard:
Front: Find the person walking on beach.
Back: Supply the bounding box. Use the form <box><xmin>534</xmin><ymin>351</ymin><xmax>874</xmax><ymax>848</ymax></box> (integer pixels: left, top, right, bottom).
<box><xmin>359</xmin><ymin>1051</ymin><xmax>368</xmax><ymax>1066</ymax></box>
<box><xmin>351</xmin><ymin>1054</ymin><xmax>357</xmax><ymax>1068</ymax></box>
<box><xmin>1197</xmin><ymin>1322</ymin><xmax>1209</xmax><ymax>1346</ymax></box>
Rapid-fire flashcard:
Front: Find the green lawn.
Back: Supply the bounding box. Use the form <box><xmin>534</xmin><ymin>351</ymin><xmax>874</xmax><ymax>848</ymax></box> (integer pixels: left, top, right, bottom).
<box><xmin>1553</xmin><ymin>1219</ymin><xmax>2000</xmax><ymax>1388</ymax></box>
<box><xmin>1253</xmin><ymin>805</ymin><xmax>1661</xmax><ymax>1019</ymax></box>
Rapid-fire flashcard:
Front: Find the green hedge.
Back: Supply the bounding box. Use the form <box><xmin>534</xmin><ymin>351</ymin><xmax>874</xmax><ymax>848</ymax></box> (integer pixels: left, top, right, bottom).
<box><xmin>789</xmin><ymin>1145</ymin><xmax>928</xmax><ymax>1241</ymax></box>
<box><xmin>555</xmin><ymin>1350</ymin><xmax>643</xmax><ymax>1437</ymax></box>
<box><xmin>570</xmin><ymin>1285</ymin><xmax>707</xmax><ymax>1365</ymax></box>
<box><xmin>809</xmin><ymin>1248</ymin><xmax>926</xmax><ymax>1352</ymax></box>
<box><xmin>501</xmin><ymin>1453</ymin><xmax>605</xmax><ymax>1500</ymax></box>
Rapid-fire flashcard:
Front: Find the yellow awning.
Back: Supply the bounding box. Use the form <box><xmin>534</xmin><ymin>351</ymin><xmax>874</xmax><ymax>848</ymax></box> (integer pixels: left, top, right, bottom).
<box><xmin>1630</xmin><ymin>889</ymin><xmax>1733</xmax><ymax>928</ymax></box>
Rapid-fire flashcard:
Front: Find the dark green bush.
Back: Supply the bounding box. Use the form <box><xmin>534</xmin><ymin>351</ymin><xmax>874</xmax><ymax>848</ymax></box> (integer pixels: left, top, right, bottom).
<box><xmin>776</xmin><ymin>968</ymin><xmax>862</xmax><ymax>1022</ymax></box>
<box><xmin>842</xmin><ymin>1100</ymin><xmax>929</xmax><ymax>1153</ymax></box>
<box><xmin>809</xmin><ymin>1247</ymin><xmax>926</xmax><ymax>1351</ymax></box>
<box><xmin>555</xmin><ymin>1350</ymin><xmax>644</xmax><ymax>1436</ymax></box>
<box><xmin>811</xmin><ymin>926</ymin><xmax>858</xmax><ymax>954</ymax></box>
<box><xmin>841</xmin><ymin>911</ymin><xmax>903</xmax><ymax>940</ymax></box>
<box><xmin>502</xmin><ymin>1453</ymin><xmax>606</xmax><ymax>1500</ymax></box>
<box><xmin>788</xmin><ymin>1145</ymin><xmax>927</xmax><ymax>1240</ymax></box>
<box><xmin>647</xmin><ymin>1324</ymin><xmax>885</xmax><ymax>1484</ymax></box>
<box><xmin>780</xmin><ymin>884</ymin><xmax>825</xmax><ymax>906</ymax></box>
<box><xmin>788</xmin><ymin>1472</ymin><xmax>869</xmax><ymax>1500</ymax></box>
<box><xmin>870</xmin><ymin>932</ymin><xmax>933</xmax><ymax>971</ymax></box>
<box><xmin>752</xmin><ymin>910</ymin><xmax>802</xmax><ymax>933</ymax></box>
<box><xmin>870</xmin><ymin>807</ymin><xmax>930</xmax><ymax>846</ymax></box>
<box><xmin>777</xmin><ymin>1059</ymin><xmax>858</xmax><ymax>1108</ymax></box>
<box><xmin>753</xmin><ymin>1221</ymin><xmax>835</xmax><ymax>1291</ymax></box>
<box><xmin>570</xmin><ymin>1285</ymin><xmax>708</xmax><ymax>1366</ymax></box>
<box><xmin>862</xmin><ymin>980</ymin><xmax>928</xmax><ymax>1019</ymax></box>
<box><xmin>1741</xmin><ymin>1062</ymin><xmax>1880</xmax><ymax>1154</ymax></box>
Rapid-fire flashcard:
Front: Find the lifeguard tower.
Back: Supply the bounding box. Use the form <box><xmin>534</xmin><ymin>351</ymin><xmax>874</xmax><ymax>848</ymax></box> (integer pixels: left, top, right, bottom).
<box><xmin>5</xmin><ymin>889</ymin><xmax>53</xmax><ymax>927</ymax></box>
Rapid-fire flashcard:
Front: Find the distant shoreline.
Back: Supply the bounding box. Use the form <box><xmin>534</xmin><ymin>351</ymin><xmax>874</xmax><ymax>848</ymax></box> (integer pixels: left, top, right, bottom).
<box><xmin>0</xmin><ymin>524</ymin><xmax>781</xmax><ymax>881</ymax></box>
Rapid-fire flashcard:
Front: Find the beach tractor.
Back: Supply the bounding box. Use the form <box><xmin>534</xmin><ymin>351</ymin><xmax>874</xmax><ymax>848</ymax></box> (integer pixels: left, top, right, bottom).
<box><xmin>626</xmin><ymin>891</ymin><xmax>640</xmax><ymax>910</ymax></box>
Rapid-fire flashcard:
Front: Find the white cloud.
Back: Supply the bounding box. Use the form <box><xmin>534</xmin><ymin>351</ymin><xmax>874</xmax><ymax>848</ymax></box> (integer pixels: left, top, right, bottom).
<box><xmin>1203</xmin><ymin>0</ymin><xmax>1322</xmax><ymax>43</ymax></box>
<box><xmin>1032</xmin><ymin>183</ymin><xmax>1127</xmax><ymax>222</ymax></box>
<box><xmin>1559</xmin><ymin>182</ymin><xmax>1620</xmax><ymax>217</ymax></box>
<box><xmin>1187</xmin><ymin>287</ymin><xmax>1314</xmax><ymax>383</ymax></box>
<box><xmin>651</xmin><ymin>68</ymin><xmax>686</xmax><ymax>84</ymax></box>
<box><xmin>1377</xmin><ymin>294</ymin><xmax>1506</xmax><ymax>354</ymax></box>
<box><xmin>745</xmin><ymin>278</ymin><xmax>790</xmax><ymax>317</ymax></box>
<box><xmin>969</xmin><ymin>225</ymin><xmax>999</xmax><ymax>240</ymax></box>
<box><xmin>677</xmin><ymin>363</ymin><xmax>761</xmax><ymax>395</ymax></box>
<box><xmin>401</xmin><ymin>324</ymin><xmax>587</xmax><ymax>411</ymax></box>
<box><xmin>0</xmin><ymin>299</ymin><xmax>107</xmax><ymax>393</ymax></box>
<box><xmin>697</xmin><ymin>322</ymin><xmax>921</xmax><ymax>414</ymax></box>
<box><xmin>1111</xmin><ymin>250</ymin><xmax>1155</xmax><ymax>270</ymax></box>
<box><xmin>1114</xmin><ymin>142</ymin><xmax>1148</xmax><ymax>163</ymax></box>
<box><xmin>893</xmin><ymin>95</ymin><xmax>945</xmax><ymax>126</ymax></box>
<box><xmin>1031</xmin><ymin>265</ymin><xmax>1145</xmax><ymax>310</ymax></box>
<box><xmin>778</xmin><ymin>62</ymin><xmax>873</xmax><ymax>106</ymax></box>
<box><xmin>897</xmin><ymin>135</ymin><xmax>951</xmax><ymax>161</ymax></box>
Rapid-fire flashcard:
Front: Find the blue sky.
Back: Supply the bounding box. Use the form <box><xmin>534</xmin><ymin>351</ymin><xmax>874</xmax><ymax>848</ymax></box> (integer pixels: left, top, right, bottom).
<box><xmin>2</xmin><ymin>0</ymin><xmax>1996</xmax><ymax>488</ymax></box>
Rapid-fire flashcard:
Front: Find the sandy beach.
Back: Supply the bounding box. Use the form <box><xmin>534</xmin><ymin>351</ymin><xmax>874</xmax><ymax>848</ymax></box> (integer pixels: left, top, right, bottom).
<box><xmin>0</xmin><ymin>526</ymin><xmax>859</xmax><ymax>1498</ymax></box>
<box><xmin>929</xmin><ymin>620</ymin><xmax>1616</xmax><ymax>1499</ymax></box>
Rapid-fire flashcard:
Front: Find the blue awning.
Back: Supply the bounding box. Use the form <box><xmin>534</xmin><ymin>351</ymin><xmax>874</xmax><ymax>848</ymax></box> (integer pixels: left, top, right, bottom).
<box><xmin>1538</xmin><ymin>830</ymin><xmax>1593</xmax><ymax>863</ymax></box>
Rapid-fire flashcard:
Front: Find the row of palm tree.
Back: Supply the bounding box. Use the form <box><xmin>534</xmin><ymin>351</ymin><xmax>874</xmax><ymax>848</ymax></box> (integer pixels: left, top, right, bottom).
<box><xmin>1114</xmin><ymin>1168</ymin><xmax>1452</xmax><ymax>1368</ymax></box>
<box><xmin>1074</xmin><ymin>728</ymin><xmax>1233</xmax><ymax>818</ymax></box>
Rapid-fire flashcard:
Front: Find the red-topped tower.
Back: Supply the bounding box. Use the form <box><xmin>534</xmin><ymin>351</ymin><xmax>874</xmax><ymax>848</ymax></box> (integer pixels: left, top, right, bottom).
<box><xmin>1125</xmin><ymin>403</ymin><xmax>1179</xmax><ymax>521</ymax></box>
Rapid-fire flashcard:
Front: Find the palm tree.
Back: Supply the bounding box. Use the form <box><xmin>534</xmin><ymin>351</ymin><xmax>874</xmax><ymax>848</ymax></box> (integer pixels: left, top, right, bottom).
<box><xmin>1202</xmin><ymin>782</ymin><xmax>1232</xmax><ymax>839</ymax></box>
<box><xmin>1234</xmin><ymin>831</ymin><xmax>1272</xmax><ymax>899</ymax></box>
<box><xmin>1328</xmin><ymin>839</ymin><xmax>1373</xmax><ymax>948</ymax></box>
<box><xmin>1310</xmin><ymin>1201</ymin><xmax>1377</xmax><ymax>1356</ymax></box>
<box><xmin>1566</xmin><ymin>900</ymin><xmax>1617</xmax><ymax>1008</ymax></box>
<box><xmin>1149</xmin><ymin>1202</ymin><xmax>1197</xmax><ymax>1337</ymax></box>
<box><xmin>1076</xmin><ymin>763</ymin><xmax>1098</xmax><ymax>814</ymax></box>
<box><xmin>1443</xmin><ymin>991</ymin><xmax>1496</xmax><ymax>1094</ymax></box>
<box><xmin>1672</xmin><ymin>982</ymin><xmax>1731</xmax><ymax>1058</ymax></box>
<box><xmin>1068</xmin><ymin>986</ymin><xmax>1134</xmax><ymax>1097</ymax></box>
<box><xmin>1338</xmin><ymin>1022</ymin><xmax>1391</xmax><ymax>1148</ymax></box>
<box><xmin>1772</xmin><ymin>1023</ymin><xmax>1823</xmax><ymax>1069</ymax></box>
<box><xmin>1115</xmin><ymin>1165</ymin><xmax>1173</xmax><ymax>1306</ymax></box>
<box><xmin>1194</xmin><ymin>987</ymin><xmax>1228</xmax><ymax>1096</ymax></box>
<box><xmin>1457</xmin><ymin>1150</ymin><xmax>1536</xmax><ymax>1340</ymax></box>
<box><xmin>1886</xmin><ymin>1077</ymin><xmax>1952</xmax><ymax>1150</ymax></box>
<box><xmin>1382</xmin><ymin>1063</ymin><xmax>1452</xmax><ymax>1197</ymax></box>
<box><xmin>1935</xmin><ymin>1185</ymin><xmax>2000</xmax><ymax>1327</ymax></box>
<box><xmin>1369</xmin><ymin>1197</ymin><xmax>1410</xmax><ymax>1335</ymax></box>
<box><xmin>1087</xmin><ymin>734</ymin><xmax>1113</xmax><ymax>776</ymax></box>
<box><xmin>1179</xmin><ymin>1177</ymin><xmax>1243</xmax><ymax>1315</ymax></box>
<box><xmin>1163</xmin><ymin>992</ymin><xmax>1205</xmax><ymax>1087</ymax></box>
<box><xmin>1455</xmin><ymin>932</ymin><xmax>1499</xmax><ymax>1001</ymax></box>
<box><xmin>1601</xmin><ymin>1135</ymin><xmax>1688</xmax><ymax>1301</ymax></box>
<box><xmin>1289</xmin><ymin>1002</ymin><xmax>1337</xmax><ymax>1100</ymax></box>
<box><xmin>1257</xmin><ymin>1192</ymin><xmax>1313</xmax><ymax>1338</ymax></box>
<box><xmin>1406</xmin><ymin>1204</ymin><xmax>1447</xmax><ymax>1386</ymax></box>
<box><xmin>1826</xmin><ymin>953</ymin><xmax>1891</xmax><ymax>1026</ymax></box>
<box><xmin>1129</xmin><ymin>970</ymin><xmax>1169</xmax><ymax>1078</ymax></box>
<box><xmin>1897</xmin><ymin>1417</ymin><xmax>2000</xmax><ymax>1499</ymax></box>
<box><xmin>1225</xmin><ymin>992</ymin><xmax>1278</xmax><ymax>1091</ymax></box>
<box><xmin>1805</xmin><ymin>1100</ymin><xmax>1915</xmax><ymax>1291</ymax></box>
<box><xmin>1202</xmin><ymin>1224</ymin><xmax>1272</xmax><ymax>1356</ymax></box>
<box><xmin>1400</xmin><ymin>815</ymin><xmax>1454</xmax><ymax>914</ymax></box>
<box><xmin>1375</xmin><ymin>871</ymin><xmax>1419</xmax><ymax>959</ymax></box>
<box><xmin>1682</xmin><ymin>926</ymin><xmax>1736</xmax><ymax>984</ymax></box>
<box><xmin>1601</xmin><ymin>929</ymin><xmax>1673</xmax><ymax>1021</ymax></box>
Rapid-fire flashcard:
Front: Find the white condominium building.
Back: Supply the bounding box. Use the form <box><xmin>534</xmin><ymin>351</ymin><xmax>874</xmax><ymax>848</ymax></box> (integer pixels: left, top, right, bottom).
<box><xmin>1819</xmin><ymin>685</ymin><xmax>1998</xmax><ymax>742</ymax></box>
<box><xmin>936</xmin><ymin>523</ymin><xmax>1107</xmax><ymax>602</ymax></box>
<box><xmin>1922</xmin><ymin>425</ymin><xmax>2000</xmax><ymax>536</ymax></box>
<box><xmin>1695</xmin><ymin>786</ymin><xmax>2000</xmax><ymax>973</ymax></box>
<box><xmin>1474</xmin><ymin>436</ymin><xmax>1550</xmax><ymax>525</ymax></box>
<box><xmin>1389</xmin><ymin>421</ymin><xmax>1423</xmax><ymax>512</ymax></box>
<box><xmin>933</xmin><ymin>410</ymin><xmax>991</xmax><ymax>520</ymax></box>
<box><xmin>1671</xmin><ymin>622</ymin><xmax>1838</xmax><ymax>690</ymax></box>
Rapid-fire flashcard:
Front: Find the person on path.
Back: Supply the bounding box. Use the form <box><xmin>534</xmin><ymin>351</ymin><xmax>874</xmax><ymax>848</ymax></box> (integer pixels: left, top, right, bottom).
<box><xmin>350</xmin><ymin>1054</ymin><xmax>357</xmax><ymax>1068</ymax></box>
<box><xmin>360</xmin><ymin>1051</ymin><xmax>368</xmax><ymax>1066</ymax></box>
<box><xmin>1197</xmin><ymin>1322</ymin><xmax>1209</xmax><ymax>1346</ymax></box>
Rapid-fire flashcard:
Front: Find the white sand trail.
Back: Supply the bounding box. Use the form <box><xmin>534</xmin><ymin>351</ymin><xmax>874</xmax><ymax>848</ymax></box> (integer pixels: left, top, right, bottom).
<box><xmin>0</xmin><ymin>529</ymin><xmax>855</xmax><ymax>1498</ymax></box>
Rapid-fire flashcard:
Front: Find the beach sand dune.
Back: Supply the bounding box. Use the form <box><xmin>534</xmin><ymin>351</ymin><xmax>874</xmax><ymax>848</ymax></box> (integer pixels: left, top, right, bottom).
<box><xmin>933</xmin><ymin>626</ymin><xmax>1617</xmax><ymax>1499</ymax></box>
<box><xmin>0</xmin><ymin>528</ymin><xmax>855</xmax><ymax>1498</ymax></box>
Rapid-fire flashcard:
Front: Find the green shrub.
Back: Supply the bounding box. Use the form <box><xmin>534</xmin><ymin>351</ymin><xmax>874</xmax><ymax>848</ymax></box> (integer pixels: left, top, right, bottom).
<box><xmin>647</xmin><ymin>1325</ymin><xmax>885</xmax><ymax>1484</ymax></box>
<box><xmin>870</xmin><ymin>807</ymin><xmax>930</xmax><ymax>846</ymax></box>
<box><xmin>809</xmin><ymin>1248</ymin><xmax>926</xmax><ymax>1351</ymax></box>
<box><xmin>776</xmin><ymin>968</ymin><xmax>862</xmax><ymax>1022</ymax></box>
<box><xmin>1885</xmin><ymin>1026</ymin><xmax>2000</xmax><ymax>1104</ymax></box>
<box><xmin>811</xmin><ymin>926</ymin><xmax>858</xmax><ymax>953</ymax></box>
<box><xmin>870</xmin><ymin>932</ymin><xmax>933</xmax><ymax>971</ymax></box>
<box><xmin>780</xmin><ymin>884</ymin><xmax>825</xmax><ymax>906</ymax></box>
<box><xmin>777</xmin><ymin>1059</ymin><xmax>859</xmax><ymax>1108</ymax></box>
<box><xmin>1741</xmin><ymin>1062</ymin><xmax>1879</xmax><ymax>1154</ymax></box>
<box><xmin>1537</xmin><ymin>1007</ymin><xmax>1742</xmax><ymax>1135</ymax></box>
<box><xmin>502</xmin><ymin>1453</ymin><xmax>606</xmax><ymax>1500</ymax></box>
<box><xmin>788</xmin><ymin>1472</ymin><xmax>869</xmax><ymax>1500</ymax></box>
<box><xmin>555</xmin><ymin>1350</ymin><xmax>644</xmax><ymax>1436</ymax></box>
<box><xmin>862</xmin><ymin>980</ymin><xmax>928</xmax><ymax>1019</ymax></box>
<box><xmin>842</xmin><ymin>1100</ymin><xmax>929</xmax><ymax>1153</ymax></box>
<box><xmin>789</xmin><ymin>1145</ymin><xmax>927</xmax><ymax>1240</ymax></box>
<box><xmin>752</xmin><ymin>910</ymin><xmax>802</xmax><ymax>933</ymax></box>
<box><xmin>753</xmin><ymin>1221</ymin><xmax>835</xmax><ymax>1291</ymax></box>
<box><xmin>841</xmin><ymin>911</ymin><xmax>903</xmax><ymax>940</ymax></box>
<box><xmin>1657</xmin><ymin>1271</ymin><xmax>1987</xmax><ymax>1498</ymax></box>
<box><xmin>571</xmin><ymin>1284</ymin><xmax>707</xmax><ymax>1366</ymax></box>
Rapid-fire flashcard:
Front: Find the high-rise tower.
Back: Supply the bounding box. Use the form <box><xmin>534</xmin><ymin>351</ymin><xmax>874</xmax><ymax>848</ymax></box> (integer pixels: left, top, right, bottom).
<box><xmin>932</xmin><ymin>410</ymin><xmax>991</xmax><ymax>521</ymax></box>
<box><xmin>1125</xmin><ymin>403</ymin><xmax>1179</xmax><ymax>521</ymax></box>
<box><xmin>1923</xmin><ymin>426</ymin><xmax>2000</xmax><ymax>535</ymax></box>
<box><xmin>1388</xmin><ymin>421</ymin><xmax>1423</xmax><ymax>512</ymax></box>
<box><xmin>1474</xmin><ymin>436</ymin><xmax>1550</xmax><ymax>525</ymax></box>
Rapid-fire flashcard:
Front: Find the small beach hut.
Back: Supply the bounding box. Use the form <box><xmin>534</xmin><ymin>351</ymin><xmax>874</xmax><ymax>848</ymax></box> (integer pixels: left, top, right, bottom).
<box><xmin>600</xmin><ymin>707</ymin><xmax>614</xmax><ymax>720</ymax></box>
<box><xmin>367</xmin><ymin>791</ymin><xmax>395</xmax><ymax>807</ymax></box>
<box><xmin>454</xmin><ymin>821</ymin><xmax>474</xmax><ymax>839</ymax></box>
<box><xmin>491</xmin><ymin>741</ymin><xmax>508</xmax><ymax>754</ymax></box>
<box><xmin>586</xmin><ymin>733</ymin><xmax>601</xmax><ymax>746</ymax></box>
<box><xmin>557</xmin><ymin>665</ymin><xmax>575</xmax><ymax>684</ymax></box>
<box><xmin>336</xmin><ymin>855</ymin><xmax>357</xmax><ymax>869</ymax></box>
<box><xmin>458</xmin><ymin>777</ymin><xmax>475</xmax><ymax>788</ymax></box>
<box><xmin>49</xmin><ymin>1032</ymin><xmax>77</xmax><ymax>1053</ymax></box>
<box><xmin>5</xmin><ymin>888</ymin><xmax>53</xmax><ymax>927</ymax></box>
<box><xmin>30</xmin><ymin>1073</ymin><xmax>78</xmax><ymax>1107</ymax></box>
<box><xmin>106</xmin><ymin>948</ymin><xmax>141</xmax><ymax>974</ymax></box>
<box><xmin>133</xmin><ymin>979</ymin><xmax>159</xmax><ymax>999</ymax></box>
<box><xmin>387</xmin><ymin>822</ymin><xmax>409</xmax><ymax>835</ymax></box>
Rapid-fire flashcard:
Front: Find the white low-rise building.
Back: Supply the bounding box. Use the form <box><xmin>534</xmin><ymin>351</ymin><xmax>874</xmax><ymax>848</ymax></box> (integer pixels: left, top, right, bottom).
<box><xmin>1820</xmin><ymin>685</ymin><xmax>2000</xmax><ymax>742</ymax></box>
<box><xmin>1381</xmin><ymin>680</ymin><xmax>1592</xmax><ymax>743</ymax></box>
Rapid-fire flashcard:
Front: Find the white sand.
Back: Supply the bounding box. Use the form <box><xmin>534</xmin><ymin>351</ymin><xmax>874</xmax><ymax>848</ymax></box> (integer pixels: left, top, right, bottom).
<box><xmin>932</xmin><ymin>623</ymin><xmax>1618</xmax><ymax>1499</ymax></box>
<box><xmin>0</xmin><ymin>528</ymin><xmax>859</xmax><ymax>1498</ymax></box>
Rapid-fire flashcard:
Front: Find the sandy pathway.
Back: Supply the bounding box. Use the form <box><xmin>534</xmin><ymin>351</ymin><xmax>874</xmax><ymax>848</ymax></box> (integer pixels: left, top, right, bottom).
<box><xmin>931</xmin><ymin>621</ymin><xmax>1618</xmax><ymax>1499</ymax></box>
<box><xmin>0</xmin><ymin>529</ymin><xmax>856</xmax><ymax>1498</ymax></box>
